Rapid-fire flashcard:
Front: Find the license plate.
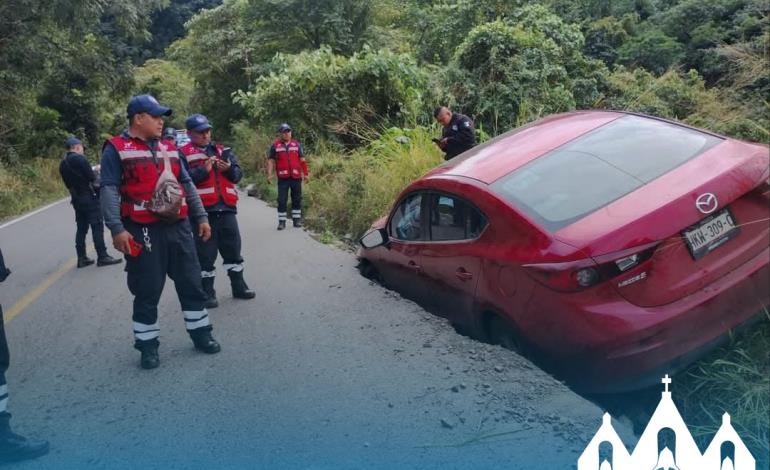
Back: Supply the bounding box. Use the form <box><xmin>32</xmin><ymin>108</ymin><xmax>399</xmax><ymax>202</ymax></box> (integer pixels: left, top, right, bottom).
<box><xmin>682</xmin><ymin>208</ymin><xmax>739</xmax><ymax>260</ymax></box>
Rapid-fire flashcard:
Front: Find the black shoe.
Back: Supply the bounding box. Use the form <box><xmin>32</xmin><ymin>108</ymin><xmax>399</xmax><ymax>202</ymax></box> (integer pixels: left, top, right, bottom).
<box><xmin>96</xmin><ymin>254</ymin><xmax>122</xmax><ymax>267</ymax></box>
<box><xmin>228</xmin><ymin>270</ymin><xmax>256</xmax><ymax>300</ymax></box>
<box><xmin>292</xmin><ymin>218</ymin><xmax>303</xmax><ymax>228</ymax></box>
<box><xmin>190</xmin><ymin>329</ymin><xmax>221</xmax><ymax>354</ymax></box>
<box><xmin>277</xmin><ymin>220</ymin><xmax>286</xmax><ymax>231</ymax></box>
<box><xmin>201</xmin><ymin>277</ymin><xmax>219</xmax><ymax>309</ymax></box>
<box><xmin>139</xmin><ymin>346</ymin><xmax>159</xmax><ymax>370</ymax></box>
<box><xmin>76</xmin><ymin>256</ymin><xmax>94</xmax><ymax>268</ymax></box>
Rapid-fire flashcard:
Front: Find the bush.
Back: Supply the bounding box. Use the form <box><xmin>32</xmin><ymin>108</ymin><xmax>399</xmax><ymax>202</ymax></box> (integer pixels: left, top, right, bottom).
<box><xmin>234</xmin><ymin>46</ymin><xmax>428</xmax><ymax>147</ymax></box>
<box><xmin>0</xmin><ymin>159</ymin><xmax>68</xmax><ymax>220</ymax></box>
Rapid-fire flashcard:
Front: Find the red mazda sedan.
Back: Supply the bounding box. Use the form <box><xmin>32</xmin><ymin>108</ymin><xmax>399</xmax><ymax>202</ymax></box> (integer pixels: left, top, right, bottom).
<box><xmin>357</xmin><ymin>111</ymin><xmax>770</xmax><ymax>392</ymax></box>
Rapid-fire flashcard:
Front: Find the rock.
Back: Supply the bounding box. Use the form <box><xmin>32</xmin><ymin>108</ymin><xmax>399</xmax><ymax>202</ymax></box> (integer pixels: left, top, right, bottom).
<box><xmin>451</xmin><ymin>385</ymin><xmax>460</xmax><ymax>393</ymax></box>
<box><xmin>494</xmin><ymin>365</ymin><xmax>504</xmax><ymax>373</ymax></box>
<box><xmin>423</xmin><ymin>342</ymin><xmax>432</xmax><ymax>348</ymax></box>
<box><xmin>440</xmin><ymin>418</ymin><xmax>454</xmax><ymax>429</ymax></box>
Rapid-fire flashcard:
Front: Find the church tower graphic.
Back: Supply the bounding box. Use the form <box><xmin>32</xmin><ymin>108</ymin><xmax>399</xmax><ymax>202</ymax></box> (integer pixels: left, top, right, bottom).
<box><xmin>578</xmin><ymin>375</ymin><xmax>756</xmax><ymax>470</ymax></box>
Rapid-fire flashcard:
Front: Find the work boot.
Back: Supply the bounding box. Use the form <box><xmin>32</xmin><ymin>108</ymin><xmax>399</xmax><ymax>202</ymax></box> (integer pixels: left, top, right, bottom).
<box><xmin>293</xmin><ymin>218</ymin><xmax>303</xmax><ymax>228</ymax></box>
<box><xmin>189</xmin><ymin>329</ymin><xmax>221</xmax><ymax>354</ymax></box>
<box><xmin>0</xmin><ymin>413</ymin><xmax>49</xmax><ymax>464</ymax></box>
<box><xmin>137</xmin><ymin>343</ymin><xmax>159</xmax><ymax>370</ymax></box>
<box><xmin>96</xmin><ymin>254</ymin><xmax>122</xmax><ymax>267</ymax></box>
<box><xmin>76</xmin><ymin>256</ymin><xmax>94</xmax><ymax>268</ymax></box>
<box><xmin>228</xmin><ymin>270</ymin><xmax>256</xmax><ymax>300</ymax></box>
<box><xmin>277</xmin><ymin>220</ymin><xmax>286</xmax><ymax>231</ymax></box>
<box><xmin>201</xmin><ymin>277</ymin><xmax>219</xmax><ymax>309</ymax></box>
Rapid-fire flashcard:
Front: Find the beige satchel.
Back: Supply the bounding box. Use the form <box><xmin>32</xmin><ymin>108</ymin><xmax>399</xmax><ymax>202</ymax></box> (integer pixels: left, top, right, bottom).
<box><xmin>145</xmin><ymin>144</ymin><xmax>184</xmax><ymax>223</ymax></box>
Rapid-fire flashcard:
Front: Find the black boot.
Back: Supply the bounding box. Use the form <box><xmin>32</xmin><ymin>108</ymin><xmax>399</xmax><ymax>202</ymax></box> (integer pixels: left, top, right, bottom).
<box><xmin>189</xmin><ymin>329</ymin><xmax>221</xmax><ymax>354</ymax></box>
<box><xmin>0</xmin><ymin>413</ymin><xmax>49</xmax><ymax>464</ymax></box>
<box><xmin>292</xmin><ymin>218</ymin><xmax>303</xmax><ymax>228</ymax></box>
<box><xmin>201</xmin><ymin>277</ymin><xmax>219</xmax><ymax>309</ymax></box>
<box><xmin>277</xmin><ymin>220</ymin><xmax>286</xmax><ymax>231</ymax></box>
<box><xmin>228</xmin><ymin>270</ymin><xmax>256</xmax><ymax>300</ymax></box>
<box><xmin>76</xmin><ymin>256</ymin><xmax>94</xmax><ymax>268</ymax></box>
<box><xmin>96</xmin><ymin>254</ymin><xmax>122</xmax><ymax>267</ymax></box>
<box><xmin>135</xmin><ymin>342</ymin><xmax>159</xmax><ymax>370</ymax></box>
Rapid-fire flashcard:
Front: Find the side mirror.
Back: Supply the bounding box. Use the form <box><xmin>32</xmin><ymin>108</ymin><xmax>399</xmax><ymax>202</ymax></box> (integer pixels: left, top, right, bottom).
<box><xmin>359</xmin><ymin>228</ymin><xmax>389</xmax><ymax>249</ymax></box>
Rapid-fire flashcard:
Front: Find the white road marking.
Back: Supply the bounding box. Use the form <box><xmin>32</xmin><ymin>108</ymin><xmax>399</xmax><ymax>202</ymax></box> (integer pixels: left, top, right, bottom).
<box><xmin>0</xmin><ymin>198</ymin><xmax>68</xmax><ymax>230</ymax></box>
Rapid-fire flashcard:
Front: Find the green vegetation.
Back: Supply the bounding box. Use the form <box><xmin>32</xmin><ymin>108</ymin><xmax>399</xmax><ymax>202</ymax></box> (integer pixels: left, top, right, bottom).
<box><xmin>1</xmin><ymin>0</ymin><xmax>767</xmax><ymax>458</ymax></box>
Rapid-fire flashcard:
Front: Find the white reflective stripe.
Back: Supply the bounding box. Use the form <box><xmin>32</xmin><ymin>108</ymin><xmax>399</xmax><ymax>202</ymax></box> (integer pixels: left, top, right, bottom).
<box><xmin>133</xmin><ymin>322</ymin><xmax>159</xmax><ymax>333</ymax></box>
<box><xmin>197</xmin><ymin>187</ymin><xmax>216</xmax><ymax>195</ymax></box>
<box><xmin>201</xmin><ymin>270</ymin><xmax>216</xmax><ymax>278</ymax></box>
<box><xmin>118</xmin><ymin>150</ymin><xmax>154</xmax><ymax>160</ymax></box>
<box><xmin>135</xmin><ymin>331</ymin><xmax>159</xmax><ymax>341</ymax></box>
<box><xmin>134</xmin><ymin>204</ymin><xmax>148</xmax><ymax>211</ymax></box>
<box><xmin>223</xmin><ymin>263</ymin><xmax>243</xmax><ymax>272</ymax></box>
<box><xmin>183</xmin><ymin>310</ymin><xmax>208</xmax><ymax>321</ymax></box>
<box><xmin>291</xmin><ymin>210</ymin><xmax>301</xmax><ymax>215</ymax></box>
<box><xmin>0</xmin><ymin>384</ymin><xmax>8</xmax><ymax>396</ymax></box>
<box><xmin>225</xmin><ymin>187</ymin><xmax>238</xmax><ymax>195</ymax></box>
<box><xmin>0</xmin><ymin>398</ymin><xmax>7</xmax><ymax>413</ymax></box>
<box><xmin>185</xmin><ymin>317</ymin><xmax>211</xmax><ymax>330</ymax></box>
<box><xmin>278</xmin><ymin>212</ymin><xmax>287</xmax><ymax>216</ymax></box>
<box><xmin>185</xmin><ymin>153</ymin><xmax>208</xmax><ymax>162</ymax></box>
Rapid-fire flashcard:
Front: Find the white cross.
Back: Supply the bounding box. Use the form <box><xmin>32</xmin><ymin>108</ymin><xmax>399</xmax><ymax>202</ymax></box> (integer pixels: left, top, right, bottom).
<box><xmin>662</xmin><ymin>374</ymin><xmax>672</xmax><ymax>392</ymax></box>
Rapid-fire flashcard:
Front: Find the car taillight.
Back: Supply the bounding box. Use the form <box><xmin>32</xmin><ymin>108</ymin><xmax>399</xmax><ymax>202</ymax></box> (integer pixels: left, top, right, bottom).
<box><xmin>523</xmin><ymin>242</ymin><xmax>659</xmax><ymax>293</ymax></box>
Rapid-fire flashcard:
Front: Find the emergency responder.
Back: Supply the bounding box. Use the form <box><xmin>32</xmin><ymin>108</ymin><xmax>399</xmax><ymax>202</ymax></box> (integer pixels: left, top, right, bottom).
<box><xmin>0</xmin><ymin>248</ymin><xmax>50</xmax><ymax>463</ymax></box>
<box><xmin>100</xmin><ymin>94</ymin><xmax>220</xmax><ymax>370</ymax></box>
<box><xmin>59</xmin><ymin>137</ymin><xmax>122</xmax><ymax>268</ymax></box>
<box><xmin>433</xmin><ymin>106</ymin><xmax>476</xmax><ymax>160</ymax></box>
<box><xmin>266</xmin><ymin>123</ymin><xmax>308</xmax><ymax>230</ymax></box>
<box><xmin>162</xmin><ymin>127</ymin><xmax>176</xmax><ymax>145</ymax></box>
<box><xmin>179</xmin><ymin>114</ymin><xmax>255</xmax><ymax>308</ymax></box>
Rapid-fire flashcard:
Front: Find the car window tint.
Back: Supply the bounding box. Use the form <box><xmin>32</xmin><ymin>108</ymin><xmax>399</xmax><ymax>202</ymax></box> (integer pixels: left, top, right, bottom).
<box><xmin>490</xmin><ymin>115</ymin><xmax>723</xmax><ymax>231</ymax></box>
<box><xmin>429</xmin><ymin>194</ymin><xmax>487</xmax><ymax>241</ymax></box>
<box><xmin>390</xmin><ymin>193</ymin><xmax>423</xmax><ymax>241</ymax></box>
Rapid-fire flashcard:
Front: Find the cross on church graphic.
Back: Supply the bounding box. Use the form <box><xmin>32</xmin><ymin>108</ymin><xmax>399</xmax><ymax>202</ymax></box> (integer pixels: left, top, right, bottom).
<box><xmin>578</xmin><ymin>375</ymin><xmax>756</xmax><ymax>470</ymax></box>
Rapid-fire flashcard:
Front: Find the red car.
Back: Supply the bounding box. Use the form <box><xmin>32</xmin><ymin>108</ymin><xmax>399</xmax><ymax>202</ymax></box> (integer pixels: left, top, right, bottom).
<box><xmin>357</xmin><ymin>111</ymin><xmax>770</xmax><ymax>392</ymax></box>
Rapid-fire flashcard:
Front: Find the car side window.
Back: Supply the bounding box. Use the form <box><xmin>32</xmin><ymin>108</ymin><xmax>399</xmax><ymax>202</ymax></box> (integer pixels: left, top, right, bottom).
<box><xmin>390</xmin><ymin>193</ymin><xmax>424</xmax><ymax>241</ymax></box>
<box><xmin>429</xmin><ymin>194</ymin><xmax>487</xmax><ymax>241</ymax></box>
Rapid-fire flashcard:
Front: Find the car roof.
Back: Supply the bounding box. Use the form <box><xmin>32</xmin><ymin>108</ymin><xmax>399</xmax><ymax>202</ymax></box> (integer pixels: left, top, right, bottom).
<box><xmin>430</xmin><ymin>110</ymin><xmax>625</xmax><ymax>184</ymax></box>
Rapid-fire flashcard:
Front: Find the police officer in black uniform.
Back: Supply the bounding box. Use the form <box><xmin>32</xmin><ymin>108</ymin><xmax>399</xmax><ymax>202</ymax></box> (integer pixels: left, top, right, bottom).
<box><xmin>433</xmin><ymin>106</ymin><xmax>476</xmax><ymax>160</ymax></box>
<box><xmin>0</xmin><ymin>248</ymin><xmax>50</xmax><ymax>463</ymax></box>
<box><xmin>58</xmin><ymin>137</ymin><xmax>122</xmax><ymax>268</ymax></box>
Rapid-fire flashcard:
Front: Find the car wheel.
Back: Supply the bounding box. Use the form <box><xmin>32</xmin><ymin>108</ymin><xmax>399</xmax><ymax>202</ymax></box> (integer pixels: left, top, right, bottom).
<box><xmin>357</xmin><ymin>259</ymin><xmax>383</xmax><ymax>284</ymax></box>
<box><xmin>486</xmin><ymin>313</ymin><xmax>528</xmax><ymax>356</ymax></box>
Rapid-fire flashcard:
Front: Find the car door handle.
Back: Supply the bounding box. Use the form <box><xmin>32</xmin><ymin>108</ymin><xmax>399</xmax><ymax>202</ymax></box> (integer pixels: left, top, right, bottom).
<box><xmin>455</xmin><ymin>268</ymin><xmax>473</xmax><ymax>281</ymax></box>
<box><xmin>408</xmin><ymin>260</ymin><xmax>422</xmax><ymax>271</ymax></box>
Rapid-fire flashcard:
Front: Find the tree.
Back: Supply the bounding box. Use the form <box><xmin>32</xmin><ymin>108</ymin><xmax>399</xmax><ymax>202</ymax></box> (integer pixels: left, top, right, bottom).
<box><xmin>617</xmin><ymin>29</ymin><xmax>684</xmax><ymax>75</ymax></box>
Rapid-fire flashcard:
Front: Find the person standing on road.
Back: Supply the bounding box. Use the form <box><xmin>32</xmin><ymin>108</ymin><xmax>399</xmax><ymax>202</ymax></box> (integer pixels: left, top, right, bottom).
<box><xmin>433</xmin><ymin>106</ymin><xmax>476</xmax><ymax>161</ymax></box>
<box><xmin>100</xmin><ymin>94</ymin><xmax>221</xmax><ymax>370</ymax></box>
<box><xmin>266</xmin><ymin>123</ymin><xmax>308</xmax><ymax>230</ymax></box>
<box><xmin>179</xmin><ymin>113</ymin><xmax>255</xmax><ymax>308</ymax></box>
<box><xmin>59</xmin><ymin>137</ymin><xmax>122</xmax><ymax>268</ymax></box>
<box><xmin>0</xmin><ymin>248</ymin><xmax>49</xmax><ymax>463</ymax></box>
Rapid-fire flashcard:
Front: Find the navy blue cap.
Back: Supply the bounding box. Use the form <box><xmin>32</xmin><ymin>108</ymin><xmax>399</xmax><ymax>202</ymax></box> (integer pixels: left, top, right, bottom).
<box><xmin>277</xmin><ymin>123</ymin><xmax>292</xmax><ymax>133</ymax></box>
<box><xmin>64</xmin><ymin>136</ymin><xmax>82</xmax><ymax>149</ymax></box>
<box><xmin>185</xmin><ymin>114</ymin><xmax>212</xmax><ymax>132</ymax></box>
<box><xmin>127</xmin><ymin>94</ymin><xmax>172</xmax><ymax>119</ymax></box>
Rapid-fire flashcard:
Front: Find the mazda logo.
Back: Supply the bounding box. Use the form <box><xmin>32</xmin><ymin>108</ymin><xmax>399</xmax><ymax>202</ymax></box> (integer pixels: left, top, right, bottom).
<box><xmin>695</xmin><ymin>193</ymin><xmax>718</xmax><ymax>214</ymax></box>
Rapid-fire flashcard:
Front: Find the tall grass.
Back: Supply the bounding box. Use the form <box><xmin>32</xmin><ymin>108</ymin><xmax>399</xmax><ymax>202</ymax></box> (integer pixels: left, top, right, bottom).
<box><xmin>675</xmin><ymin>310</ymin><xmax>769</xmax><ymax>462</ymax></box>
<box><xmin>0</xmin><ymin>158</ymin><xmax>67</xmax><ymax>220</ymax></box>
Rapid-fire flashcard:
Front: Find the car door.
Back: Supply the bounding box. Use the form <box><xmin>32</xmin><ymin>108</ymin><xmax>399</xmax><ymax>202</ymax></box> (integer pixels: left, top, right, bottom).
<box><xmin>419</xmin><ymin>192</ymin><xmax>487</xmax><ymax>326</ymax></box>
<box><xmin>377</xmin><ymin>192</ymin><xmax>429</xmax><ymax>303</ymax></box>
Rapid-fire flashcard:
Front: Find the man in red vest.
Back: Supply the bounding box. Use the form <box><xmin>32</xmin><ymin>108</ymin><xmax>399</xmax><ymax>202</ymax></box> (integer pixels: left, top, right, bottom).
<box><xmin>99</xmin><ymin>95</ymin><xmax>220</xmax><ymax>370</ymax></box>
<box><xmin>266</xmin><ymin>123</ymin><xmax>308</xmax><ymax>230</ymax></box>
<box><xmin>179</xmin><ymin>114</ymin><xmax>255</xmax><ymax>308</ymax></box>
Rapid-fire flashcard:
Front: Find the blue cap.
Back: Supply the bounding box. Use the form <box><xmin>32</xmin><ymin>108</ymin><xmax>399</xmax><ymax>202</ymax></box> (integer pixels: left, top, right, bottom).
<box><xmin>64</xmin><ymin>136</ymin><xmax>82</xmax><ymax>149</ymax></box>
<box><xmin>185</xmin><ymin>114</ymin><xmax>212</xmax><ymax>132</ymax></box>
<box><xmin>127</xmin><ymin>94</ymin><xmax>172</xmax><ymax>119</ymax></box>
<box><xmin>277</xmin><ymin>123</ymin><xmax>292</xmax><ymax>133</ymax></box>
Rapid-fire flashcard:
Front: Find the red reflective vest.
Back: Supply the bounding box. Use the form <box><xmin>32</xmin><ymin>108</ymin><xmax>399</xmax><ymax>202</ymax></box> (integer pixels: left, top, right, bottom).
<box><xmin>109</xmin><ymin>135</ymin><xmax>188</xmax><ymax>224</ymax></box>
<box><xmin>272</xmin><ymin>139</ymin><xmax>304</xmax><ymax>180</ymax></box>
<box><xmin>179</xmin><ymin>143</ymin><xmax>238</xmax><ymax>208</ymax></box>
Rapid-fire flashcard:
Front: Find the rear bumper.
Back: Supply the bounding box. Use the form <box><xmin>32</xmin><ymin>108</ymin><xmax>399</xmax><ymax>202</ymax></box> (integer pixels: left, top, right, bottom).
<box><xmin>524</xmin><ymin>246</ymin><xmax>770</xmax><ymax>392</ymax></box>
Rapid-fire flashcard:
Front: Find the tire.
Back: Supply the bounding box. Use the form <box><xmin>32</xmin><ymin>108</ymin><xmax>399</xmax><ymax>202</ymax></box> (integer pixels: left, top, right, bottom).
<box><xmin>486</xmin><ymin>313</ymin><xmax>528</xmax><ymax>356</ymax></box>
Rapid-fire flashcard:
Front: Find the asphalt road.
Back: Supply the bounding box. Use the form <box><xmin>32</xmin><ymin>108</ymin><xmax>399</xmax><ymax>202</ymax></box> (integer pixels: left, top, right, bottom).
<box><xmin>0</xmin><ymin>194</ymin><xmax>623</xmax><ymax>469</ymax></box>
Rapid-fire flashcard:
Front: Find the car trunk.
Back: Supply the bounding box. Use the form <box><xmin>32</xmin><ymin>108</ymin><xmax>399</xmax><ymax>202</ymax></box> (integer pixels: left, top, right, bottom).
<box><xmin>556</xmin><ymin>140</ymin><xmax>769</xmax><ymax>307</ymax></box>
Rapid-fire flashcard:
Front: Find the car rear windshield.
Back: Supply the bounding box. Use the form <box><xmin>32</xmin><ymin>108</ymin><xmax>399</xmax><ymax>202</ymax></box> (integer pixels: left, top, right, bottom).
<box><xmin>490</xmin><ymin>115</ymin><xmax>723</xmax><ymax>231</ymax></box>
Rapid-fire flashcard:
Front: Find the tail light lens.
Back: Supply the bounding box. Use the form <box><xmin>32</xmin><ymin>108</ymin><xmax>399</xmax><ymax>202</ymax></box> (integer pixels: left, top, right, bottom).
<box><xmin>523</xmin><ymin>242</ymin><xmax>659</xmax><ymax>292</ymax></box>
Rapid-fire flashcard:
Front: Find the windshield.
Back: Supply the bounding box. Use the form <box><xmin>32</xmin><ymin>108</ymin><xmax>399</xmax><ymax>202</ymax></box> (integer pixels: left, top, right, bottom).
<box><xmin>490</xmin><ymin>115</ymin><xmax>723</xmax><ymax>231</ymax></box>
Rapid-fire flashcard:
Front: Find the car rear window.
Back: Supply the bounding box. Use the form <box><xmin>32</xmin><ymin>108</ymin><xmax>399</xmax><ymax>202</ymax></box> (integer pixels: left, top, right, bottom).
<box><xmin>490</xmin><ymin>115</ymin><xmax>723</xmax><ymax>231</ymax></box>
